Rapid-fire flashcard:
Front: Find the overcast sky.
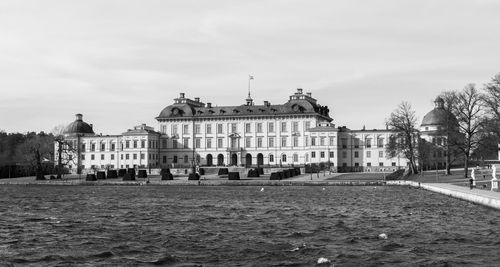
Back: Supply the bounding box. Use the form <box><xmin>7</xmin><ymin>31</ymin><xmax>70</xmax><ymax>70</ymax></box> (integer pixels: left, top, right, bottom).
<box><xmin>1</xmin><ymin>0</ymin><xmax>499</xmax><ymax>134</ymax></box>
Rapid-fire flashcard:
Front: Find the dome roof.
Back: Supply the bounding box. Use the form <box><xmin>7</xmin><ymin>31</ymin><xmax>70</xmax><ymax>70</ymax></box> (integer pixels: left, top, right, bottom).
<box><xmin>64</xmin><ymin>114</ymin><xmax>95</xmax><ymax>135</ymax></box>
<box><xmin>421</xmin><ymin>98</ymin><xmax>457</xmax><ymax>127</ymax></box>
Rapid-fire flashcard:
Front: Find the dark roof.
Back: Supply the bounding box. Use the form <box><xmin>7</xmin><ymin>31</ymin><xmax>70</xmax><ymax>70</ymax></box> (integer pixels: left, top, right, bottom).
<box><xmin>156</xmin><ymin>92</ymin><xmax>332</xmax><ymax>122</ymax></box>
<box><xmin>421</xmin><ymin>108</ymin><xmax>458</xmax><ymax>127</ymax></box>
<box><xmin>122</xmin><ymin>128</ymin><xmax>160</xmax><ymax>136</ymax></box>
<box><xmin>64</xmin><ymin>114</ymin><xmax>95</xmax><ymax>135</ymax></box>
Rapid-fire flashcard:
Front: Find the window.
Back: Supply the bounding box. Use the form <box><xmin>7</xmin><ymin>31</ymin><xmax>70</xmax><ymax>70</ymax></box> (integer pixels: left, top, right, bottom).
<box><xmin>206</xmin><ymin>124</ymin><xmax>212</xmax><ymax>134</ymax></box>
<box><xmin>101</xmin><ymin>143</ymin><xmax>105</xmax><ymax>151</ymax></box>
<box><xmin>354</xmin><ymin>163</ymin><xmax>359</xmax><ymax>167</ymax></box>
<box><xmin>392</xmin><ymin>162</ymin><xmax>396</xmax><ymax>166</ymax></box>
<box><xmin>311</xmin><ymin>137</ymin><xmax>317</xmax><ymax>146</ymax></box>
<box><xmin>320</xmin><ymin>151</ymin><xmax>325</xmax><ymax>158</ymax></box>
<box><xmin>329</xmin><ymin>151</ymin><xmax>334</xmax><ymax>158</ymax></box>
<box><xmin>91</xmin><ymin>154</ymin><xmax>95</xmax><ymax>160</ymax></box>
<box><xmin>305</xmin><ymin>121</ymin><xmax>311</xmax><ymax>130</ymax></box>
<box><xmin>311</xmin><ymin>151</ymin><xmax>316</xmax><ymax>158</ymax></box>
<box><xmin>245</xmin><ymin>123</ymin><xmax>251</xmax><ymax>133</ymax></box>
<box><xmin>320</xmin><ymin>137</ymin><xmax>325</xmax><ymax>146</ymax></box>
<box><xmin>126</xmin><ymin>154</ymin><xmax>129</xmax><ymax>160</ymax></box>
<box><xmin>82</xmin><ymin>144</ymin><xmax>86</xmax><ymax>151</ymax></box>
<box><xmin>184</xmin><ymin>155</ymin><xmax>189</xmax><ymax>163</ymax></box>
<box><xmin>281</xmin><ymin>122</ymin><xmax>287</xmax><ymax>132</ymax></box>
<box><xmin>341</xmin><ymin>138</ymin><xmax>347</xmax><ymax>148</ymax></box>
<box><xmin>91</xmin><ymin>143</ymin><xmax>96</xmax><ymax>152</ymax></box>
<box><xmin>257</xmin><ymin>123</ymin><xmax>263</xmax><ymax>133</ymax></box>
<box><xmin>268</xmin><ymin>122</ymin><xmax>274</xmax><ymax>133</ymax></box>
<box><xmin>366</xmin><ymin>138</ymin><xmax>372</xmax><ymax>148</ymax></box>
<box><xmin>172</xmin><ymin>125</ymin><xmax>178</xmax><ymax>135</ymax></box>
<box><xmin>292</xmin><ymin>122</ymin><xmax>299</xmax><ymax>132</ymax></box>
<box><xmin>101</xmin><ymin>154</ymin><xmax>104</xmax><ymax>160</ymax></box>
<box><xmin>161</xmin><ymin>124</ymin><xmax>167</xmax><ymax>134</ymax></box>
<box><xmin>245</xmin><ymin>137</ymin><xmax>251</xmax><ymax>147</ymax></box>
<box><xmin>182</xmin><ymin>124</ymin><xmax>188</xmax><ymax>135</ymax></box>
<box><xmin>379</xmin><ymin>162</ymin><xmax>384</xmax><ymax>167</ymax></box>
<box><xmin>111</xmin><ymin>143</ymin><xmax>115</xmax><ymax>151</ymax></box>
<box><xmin>231</xmin><ymin>123</ymin><xmax>237</xmax><ymax>133</ymax></box>
<box><xmin>133</xmin><ymin>140</ymin><xmax>137</xmax><ymax>148</ymax></box>
<box><xmin>354</xmin><ymin>151</ymin><xmax>359</xmax><ymax>158</ymax></box>
<box><xmin>217</xmin><ymin>138</ymin><xmax>223</xmax><ymax>148</ymax></box>
<box><xmin>268</xmin><ymin>137</ymin><xmax>275</xmax><ymax>147</ymax></box>
<box><xmin>183</xmin><ymin>138</ymin><xmax>189</xmax><ymax>148</ymax></box>
<box><xmin>329</xmin><ymin>136</ymin><xmax>335</xmax><ymax>146</ymax></box>
<box><xmin>217</xmin><ymin>124</ymin><xmax>223</xmax><ymax>134</ymax></box>
<box><xmin>81</xmin><ymin>154</ymin><xmax>85</xmax><ymax>160</ymax></box>
<box><xmin>163</xmin><ymin>156</ymin><xmax>167</xmax><ymax>163</ymax></box>
<box><xmin>281</xmin><ymin>137</ymin><xmax>287</xmax><ymax>147</ymax></box>
<box><xmin>195</xmin><ymin>138</ymin><xmax>201</xmax><ymax>149</ymax></box>
<box><xmin>367</xmin><ymin>151</ymin><xmax>371</xmax><ymax>158</ymax></box>
<box><xmin>141</xmin><ymin>140</ymin><xmax>145</xmax><ymax>148</ymax></box>
<box><xmin>162</xmin><ymin>139</ymin><xmax>167</xmax><ymax>148</ymax></box>
<box><xmin>141</xmin><ymin>153</ymin><xmax>145</xmax><ymax>160</ymax></box>
<box><xmin>269</xmin><ymin>154</ymin><xmax>274</xmax><ymax>162</ymax></box>
<box><xmin>173</xmin><ymin>141</ymin><xmax>178</xmax><ymax>149</ymax></box>
<box><xmin>111</xmin><ymin>154</ymin><xmax>114</xmax><ymax>160</ymax></box>
<box><xmin>367</xmin><ymin>162</ymin><xmax>372</xmax><ymax>167</ymax></box>
<box><xmin>282</xmin><ymin>154</ymin><xmax>287</xmax><ymax>162</ymax></box>
<box><xmin>353</xmin><ymin>138</ymin><xmax>359</xmax><ymax>148</ymax></box>
<box><xmin>194</xmin><ymin>124</ymin><xmax>201</xmax><ymax>134</ymax></box>
<box><xmin>377</xmin><ymin>138</ymin><xmax>384</xmax><ymax>148</ymax></box>
<box><xmin>342</xmin><ymin>151</ymin><xmax>347</xmax><ymax>158</ymax></box>
<box><xmin>379</xmin><ymin>151</ymin><xmax>384</xmax><ymax>158</ymax></box>
<box><xmin>133</xmin><ymin>154</ymin><xmax>137</xmax><ymax>160</ymax></box>
<box><xmin>257</xmin><ymin>137</ymin><xmax>263</xmax><ymax>148</ymax></box>
<box><xmin>173</xmin><ymin>156</ymin><xmax>178</xmax><ymax>163</ymax></box>
<box><xmin>126</xmin><ymin>141</ymin><xmax>130</xmax><ymax>148</ymax></box>
<box><xmin>293</xmin><ymin>137</ymin><xmax>299</xmax><ymax>147</ymax></box>
<box><xmin>206</xmin><ymin>138</ymin><xmax>212</xmax><ymax>148</ymax></box>
<box><xmin>293</xmin><ymin>154</ymin><xmax>298</xmax><ymax>162</ymax></box>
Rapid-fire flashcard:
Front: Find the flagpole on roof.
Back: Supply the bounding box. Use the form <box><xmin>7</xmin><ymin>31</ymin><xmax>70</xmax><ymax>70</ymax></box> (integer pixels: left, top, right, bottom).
<box><xmin>248</xmin><ymin>75</ymin><xmax>254</xmax><ymax>99</ymax></box>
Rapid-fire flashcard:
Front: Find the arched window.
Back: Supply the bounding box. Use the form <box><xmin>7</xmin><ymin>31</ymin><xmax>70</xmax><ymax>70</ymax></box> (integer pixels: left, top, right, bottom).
<box><xmin>269</xmin><ymin>154</ymin><xmax>274</xmax><ymax>162</ymax></box>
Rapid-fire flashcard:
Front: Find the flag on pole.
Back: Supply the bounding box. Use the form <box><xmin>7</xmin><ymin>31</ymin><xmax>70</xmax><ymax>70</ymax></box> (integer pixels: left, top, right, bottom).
<box><xmin>249</xmin><ymin>75</ymin><xmax>254</xmax><ymax>80</ymax></box>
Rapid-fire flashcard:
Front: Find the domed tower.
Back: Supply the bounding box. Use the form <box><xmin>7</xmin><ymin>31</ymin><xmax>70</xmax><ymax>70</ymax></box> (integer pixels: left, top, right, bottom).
<box><xmin>420</xmin><ymin>97</ymin><xmax>459</xmax><ymax>170</ymax></box>
<box><xmin>64</xmin><ymin>114</ymin><xmax>95</xmax><ymax>137</ymax></box>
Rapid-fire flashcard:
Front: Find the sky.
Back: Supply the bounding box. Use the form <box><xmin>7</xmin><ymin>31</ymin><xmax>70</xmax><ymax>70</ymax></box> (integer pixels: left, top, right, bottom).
<box><xmin>1</xmin><ymin>0</ymin><xmax>500</xmax><ymax>135</ymax></box>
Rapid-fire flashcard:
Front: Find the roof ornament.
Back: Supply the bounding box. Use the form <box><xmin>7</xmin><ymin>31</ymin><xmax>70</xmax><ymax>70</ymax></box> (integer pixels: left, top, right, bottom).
<box><xmin>246</xmin><ymin>75</ymin><xmax>254</xmax><ymax>106</ymax></box>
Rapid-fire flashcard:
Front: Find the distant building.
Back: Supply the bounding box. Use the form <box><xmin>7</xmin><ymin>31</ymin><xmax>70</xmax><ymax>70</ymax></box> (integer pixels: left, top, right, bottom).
<box><xmin>56</xmin><ymin>89</ymin><xmax>407</xmax><ymax>173</ymax></box>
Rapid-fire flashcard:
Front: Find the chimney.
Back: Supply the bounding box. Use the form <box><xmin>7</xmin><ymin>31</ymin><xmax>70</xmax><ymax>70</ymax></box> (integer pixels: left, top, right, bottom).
<box><xmin>297</xmin><ymin>88</ymin><xmax>303</xmax><ymax>94</ymax></box>
<box><xmin>306</xmin><ymin>92</ymin><xmax>312</xmax><ymax>97</ymax></box>
<box><xmin>180</xmin><ymin>93</ymin><xmax>185</xmax><ymax>98</ymax></box>
<box><xmin>264</xmin><ymin>101</ymin><xmax>270</xmax><ymax>106</ymax></box>
<box><xmin>75</xmin><ymin>113</ymin><xmax>83</xmax><ymax>121</ymax></box>
<box><xmin>195</xmin><ymin>97</ymin><xmax>200</xmax><ymax>102</ymax></box>
<box><xmin>207</xmin><ymin>102</ymin><xmax>212</xmax><ymax>108</ymax></box>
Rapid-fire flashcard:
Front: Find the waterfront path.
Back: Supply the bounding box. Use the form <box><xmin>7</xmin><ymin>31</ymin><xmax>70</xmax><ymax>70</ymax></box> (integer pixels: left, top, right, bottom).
<box><xmin>388</xmin><ymin>180</ymin><xmax>500</xmax><ymax>210</ymax></box>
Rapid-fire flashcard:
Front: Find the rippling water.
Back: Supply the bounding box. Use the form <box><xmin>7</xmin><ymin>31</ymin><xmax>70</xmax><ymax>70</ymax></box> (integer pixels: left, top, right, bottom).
<box><xmin>0</xmin><ymin>185</ymin><xmax>499</xmax><ymax>266</ymax></box>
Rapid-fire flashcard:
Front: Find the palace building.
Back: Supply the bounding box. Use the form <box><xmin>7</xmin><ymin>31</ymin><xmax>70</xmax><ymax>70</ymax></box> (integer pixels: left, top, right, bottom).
<box><xmin>56</xmin><ymin>89</ymin><xmax>407</xmax><ymax>173</ymax></box>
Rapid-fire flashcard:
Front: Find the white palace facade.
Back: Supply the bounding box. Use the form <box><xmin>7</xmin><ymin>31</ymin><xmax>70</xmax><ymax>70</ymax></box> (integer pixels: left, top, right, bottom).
<box><xmin>57</xmin><ymin>89</ymin><xmax>407</xmax><ymax>173</ymax></box>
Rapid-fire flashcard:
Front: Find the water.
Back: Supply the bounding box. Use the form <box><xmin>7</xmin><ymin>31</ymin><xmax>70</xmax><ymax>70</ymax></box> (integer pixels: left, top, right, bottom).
<box><xmin>0</xmin><ymin>185</ymin><xmax>499</xmax><ymax>266</ymax></box>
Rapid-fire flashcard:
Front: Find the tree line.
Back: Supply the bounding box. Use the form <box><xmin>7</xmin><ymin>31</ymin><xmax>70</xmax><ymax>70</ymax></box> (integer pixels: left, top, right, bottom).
<box><xmin>386</xmin><ymin>72</ymin><xmax>500</xmax><ymax>178</ymax></box>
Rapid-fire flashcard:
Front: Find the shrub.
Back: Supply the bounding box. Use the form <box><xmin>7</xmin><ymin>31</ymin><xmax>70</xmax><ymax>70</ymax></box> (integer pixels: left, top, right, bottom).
<box><xmin>127</xmin><ymin>168</ymin><xmax>136</xmax><ymax>180</ymax></box>
<box><xmin>228</xmin><ymin>172</ymin><xmax>240</xmax><ymax>180</ymax></box>
<box><xmin>107</xmin><ymin>170</ymin><xmax>118</xmax><ymax>178</ymax></box>
<box><xmin>188</xmin><ymin>173</ymin><xmax>200</xmax><ymax>180</ymax></box>
<box><xmin>257</xmin><ymin>167</ymin><xmax>264</xmax><ymax>175</ymax></box>
<box><xmin>270</xmin><ymin>172</ymin><xmax>282</xmax><ymax>180</ymax></box>
<box><xmin>118</xmin><ymin>169</ymin><xmax>127</xmax><ymax>177</ymax></box>
<box><xmin>160</xmin><ymin>168</ymin><xmax>171</xmax><ymax>175</ymax></box>
<box><xmin>294</xmin><ymin>167</ymin><xmax>301</xmax><ymax>175</ymax></box>
<box><xmin>218</xmin><ymin>168</ymin><xmax>229</xmax><ymax>175</ymax></box>
<box><xmin>96</xmin><ymin>171</ymin><xmax>106</xmax><ymax>180</ymax></box>
<box><xmin>161</xmin><ymin>173</ymin><xmax>173</xmax><ymax>180</ymax></box>
<box><xmin>138</xmin><ymin>170</ymin><xmax>147</xmax><ymax>178</ymax></box>
<box><xmin>86</xmin><ymin>174</ymin><xmax>97</xmax><ymax>181</ymax></box>
<box><xmin>123</xmin><ymin>173</ymin><xmax>135</xmax><ymax>181</ymax></box>
<box><xmin>385</xmin><ymin>169</ymin><xmax>405</xmax><ymax>180</ymax></box>
<box><xmin>247</xmin><ymin>169</ymin><xmax>260</xmax><ymax>178</ymax></box>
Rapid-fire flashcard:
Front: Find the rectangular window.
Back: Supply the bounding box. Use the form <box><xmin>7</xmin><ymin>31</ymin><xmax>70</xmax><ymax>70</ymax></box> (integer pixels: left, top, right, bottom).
<box><xmin>194</xmin><ymin>124</ymin><xmax>201</xmax><ymax>134</ymax></box>
<box><xmin>231</xmin><ymin>123</ymin><xmax>237</xmax><ymax>133</ymax></box>
<box><xmin>162</xmin><ymin>139</ymin><xmax>167</xmax><ymax>148</ymax></box>
<box><xmin>311</xmin><ymin>137</ymin><xmax>317</xmax><ymax>146</ymax></box>
<box><xmin>81</xmin><ymin>154</ymin><xmax>85</xmax><ymax>160</ymax></box>
<box><xmin>257</xmin><ymin>123</ymin><xmax>263</xmax><ymax>133</ymax></box>
<box><xmin>268</xmin><ymin>122</ymin><xmax>274</xmax><ymax>133</ymax></box>
<box><xmin>91</xmin><ymin>154</ymin><xmax>95</xmax><ymax>160</ymax></box>
<box><xmin>320</xmin><ymin>137</ymin><xmax>325</xmax><ymax>146</ymax></box>
<box><xmin>111</xmin><ymin>154</ymin><xmax>114</xmax><ymax>160</ymax></box>
<box><xmin>281</xmin><ymin>122</ymin><xmax>287</xmax><ymax>132</ymax></box>
<box><xmin>183</xmin><ymin>138</ymin><xmax>189</xmax><ymax>148</ymax></box>
<box><xmin>111</xmin><ymin>143</ymin><xmax>115</xmax><ymax>151</ymax></box>
<box><xmin>305</xmin><ymin>121</ymin><xmax>311</xmax><ymax>130</ymax></box>
<box><xmin>101</xmin><ymin>143</ymin><xmax>105</xmax><ymax>151</ymax></box>
<box><xmin>379</xmin><ymin>151</ymin><xmax>384</xmax><ymax>158</ymax></box>
<box><xmin>257</xmin><ymin>137</ymin><xmax>263</xmax><ymax>148</ymax></box>
<box><xmin>377</xmin><ymin>138</ymin><xmax>384</xmax><ymax>148</ymax></box>
<box><xmin>206</xmin><ymin>138</ymin><xmax>212</xmax><ymax>149</ymax></box>
<box><xmin>268</xmin><ymin>137</ymin><xmax>274</xmax><ymax>148</ymax></box>
<box><xmin>141</xmin><ymin>140</ymin><xmax>145</xmax><ymax>148</ymax></box>
<box><xmin>367</xmin><ymin>151</ymin><xmax>371</xmax><ymax>158</ymax></box>
<box><xmin>281</xmin><ymin>136</ymin><xmax>287</xmax><ymax>147</ymax></box>
<box><xmin>184</xmin><ymin>155</ymin><xmax>189</xmax><ymax>163</ymax></box>
<box><xmin>379</xmin><ymin>162</ymin><xmax>384</xmax><ymax>167</ymax></box>
<box><xmin>173</xmin><ymin>156</ymin><xmax>178</xmax><ymax>163</ymax></box>
<box><xmin>82</xmin><ymin>144</ymin><xmax>86</xmax><ymax>152</ymax></box>
<box><xmin>245</xmin><ymin>123</ymin><xmax>251</xmax><ymax>133</ymax></box>
<box><xmin>366</xmin><ymin>138</ymin><xmax>372</xmax><ymax>148</ymax></box>
<box><xmin>217</xmin><ymin>138</ymin><xmax>224</xmax><ymax>148</ymax></box>
<box><xmin>329</xmin><ymin>151</ymin><xmax>334</xmax><ymax>158</ymax></box>
<box><xmin>91</xmin><ymin>143</ymin><xmax>95</xmax><ymax>152</ymax></box>
<box><xmin>311</xmin><ymin>151</ymin><xmax>316</xmax><ymax>158</ymax></box>
<box><xmin>206</xmin><ymin>124</ymin><xmax>212</xmax><ymax>134</ymax></box>
<box><xmin>320</xmin><ymin>151</ymin><xmax>325</xmax><ymax>158</ymax></box>
<box><xmin>329</xmin><ymin>137</ymin><xmax>334</xmax><ymax>146</ymax></box>
<box><xmin>172</xmin><ymin>124</ymin><xmax>178</xmax><ymax>135</ymax></box>
<box><xmin>173</xmin><ymin>141</ymin><xmax>178</xmax><ymax>149</ymax></box>
<box><xmin>101</xmin><ymin>154</ymin><xmax>104</xmax><ymax>160</ymax></box>
<box><xmin>161</xmin><ymin>124</ymin><xmax>167</xmax><ymax>134</ymax></box>
<box><xmin>367</xmin><ymin>162</ymin><xmax>372</xmax><ymax>167</ymax></box>
<box><xmin>183</xmin><ymin>124</ymin><xmax>189</xmax><ymax>135</ymax></box>
<box><xmin>354</xmin><ymin>151</ymin><xmax>359</xmax><ymax>158</ymax></box>
<box><xmin>354</xmin><ymin>138</ymin><xmax>359</xmax><ymax>148</ymax></box>
<box><xmin>195</xmin><ymin>138</ymin><xmax>201</xmax><ymax>149</ymax></box>
<box><xmin>126</xmin><ymin>154</ymin><xmax>129</xmax><ymax>160</ymax></box>
<box><xmin>133</xmin><ymin>140</ymin><xmax>137</xmax><ymax>148</ymax></box>
<box><xmin>342</xmin><ymin>151</ymin><xmax>347</xmax><ymax>159</ymax></box>
<box><xmin>341</xmin><ymin>138</ymin><xmax>347</xmax><ymax>149</ymax></box>
<box><xmin>217</xmin><ymin>124</ymin><xmax>223</xmax><ymax>134</ymax></box>
<box><xmin>292</xmin><ymin>121</ymin><xmax>299</xmax><ymax>132</ymax></box>
<box><xmin>392</xmin><ymin>162</ymin><xmax>396</xmax><ymax>166</ymax></box>
<box><xmin>293</xmin><ymin>137</ymin><xmax>299</xmax><ymax>147</ymax></box>
<box><xmin>133</xmin><ymin>154</ymin><xmax>137</xmax><ymax>160</ymax></box>
<box><xmin>245</xmin><ymin>137</ymin><xmax>251</xmax><ymax>147</ymax></box>
<box><xmin>163</xmin><ymin>156</ymin><xmax>167</xmax><ymax>163</ymax></box>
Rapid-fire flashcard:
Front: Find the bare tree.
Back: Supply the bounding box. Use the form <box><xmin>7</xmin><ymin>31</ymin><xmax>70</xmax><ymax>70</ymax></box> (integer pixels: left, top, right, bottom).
<box><xmin>483</xmin><ymin>73</ymin><xmax>500</xmax><ymax>137</ymax></box>
<box><xmin>451</xmin><ymin>84</ymin><xmax>483</xmax><ymax>178</ymax></box>
<box><xmin>16</xmin><ymin>133</ymin><xmax>54</xmax><ymax>180</ymax></box>
<box><xmin>52</xmin><ymin>125</ymin><xmax>77</xmax><ymax>179</ymax></box>
<box><xmin>385</xmin><ymin>101</ymin><xmax>419</xmax><ymax>174</ymax></box>
<box><xmin>436</xmin><ymin>91</ymin><xmax>462</xmax><ymax>175</ymax></box>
